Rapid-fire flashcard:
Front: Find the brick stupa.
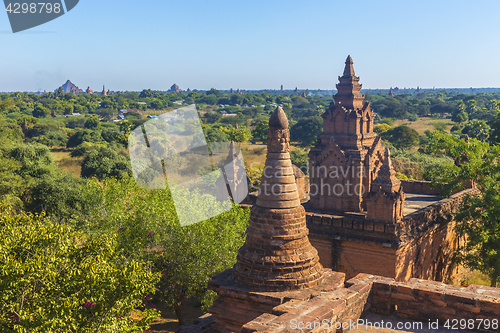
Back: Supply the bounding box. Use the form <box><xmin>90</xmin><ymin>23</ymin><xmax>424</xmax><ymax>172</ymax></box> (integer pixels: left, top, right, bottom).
<box><xmin>233</xmin><ymin>106</ymin><xmax>324</xmax><ymax>290</ymax></box>
<box><xmin>208</xmin><ymin>107</ymin><xmax>343</xmax><ymax>333</ymax></box>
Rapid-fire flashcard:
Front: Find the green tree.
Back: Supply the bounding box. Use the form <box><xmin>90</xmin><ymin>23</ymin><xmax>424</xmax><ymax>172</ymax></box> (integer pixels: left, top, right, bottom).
<box><xmin>489</xmin><ymin>112</ymin><xmax>500</xmax><ymax>144</ymax></box>
<box><xmin>290</xmin><ymin>116</ymin><xmax>323</xmax><ymax>147</ymax></box>
<box><xmin>97</xmin><ymin>108</ymin><xmax>115</xmax><ymax>122</ymax></box>
<box><xmin>81</xmin><ymin>147</ymin><xmax>132</xmax><ymax>180</ymax></box>
<box><xmin>0</xmin><ymin>121</ymin><xmax>24</xmax><ymax>147</ymax></box>
<box><xmin>382</xmin><ymin>125</ymin><xmax>420</xmax><ymax>149</ymax></box>
<box><xmin>84</xmin><ymin>114</ymin><xmax>101</xmax><ymax>129</ymax></box>
<box><xmin>374</xmin><ymin>123</ymin><xmax>392</xmax><ymax>135</ymax></box>
<box><xmin>462</xmin><ymin>119</ymin><xmax>490</xmax><ymax>142</ymax></box>
<box><xmin>218</xmin><ymin>126</ymin><xmax>251</xmax><ymax>143</ymax></box>
<box><xmin>203</xmin><ymin>126</ymin><xmax>230</xmax><ymax>144</ymax></box>
<box><xmin>203</xmin><ymin>112</ymin><xmax>222</xmax><ymax>124</ymax></box>
<box><xmin>150</xmin><ymin>99</ymin><xmax>165</xmax><ymax>110</ymax></box>
<box><xmin>0</xmin><ymin>98</ymin><xmax>14</xmax><ymax>113</ymax></box>
<box><xmin>426</xmin><ymin>131</ymin><xmax>500</xmax><ymax>287</ymax></box>
<box><xmin>28</xmin><ymin>131</ymin><xmax>68</xmax><ymax>148</ymax></box>
<box><xmin>204</xmin><ymin>94</ymin><xmax>218</xmax><ymax>105</ymax></box>
<box><xmin>79</xmin><ymin>178</ymin><xmax>249</xmax><ymax>325</ymax></box>
<box><xmin>32</xmin><ymin>104</ymin><xmax>50</xmax><ymax>118</ymax></box>
<box><xmin>0</xmin><ymin>203</ymin><xmax>159</xmax><ymax>332</ymax></box>
<box><xmin>230</xmin><ymin>94</ymin><xmax>244</xmax><ymax>106</ymax></box>
<box><xmin>452</xmin><ymin>111</ymin><xmax>469</xmax><ymax>123</ymax></box>
<box><xmin>290</xmin><ymin>148</ymin><xmax>309</xmax><ymax>175</ymax></box>
<box><xmin>67</xmin><ymin>129</ymin><xmax>104</xmax><ymax>148</ymax></box>
<box><xmin>251</xmin><ymin>119</ymin><xmax>269</xmax><ymax>144</ymax></box>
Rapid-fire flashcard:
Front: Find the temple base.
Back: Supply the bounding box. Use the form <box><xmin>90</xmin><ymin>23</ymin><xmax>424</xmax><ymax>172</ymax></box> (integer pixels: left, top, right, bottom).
<box><xmin>206</xmin><ymin>268</ymin><xmax>344</xmax><ymax>333</ymax></box>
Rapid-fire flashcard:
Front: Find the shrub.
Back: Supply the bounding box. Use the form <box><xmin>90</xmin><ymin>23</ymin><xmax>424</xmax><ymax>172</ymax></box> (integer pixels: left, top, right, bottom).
<box><xmin>0</xmin><ymin>203</ymin><xmax>160</xmax><ymax>332</ymax></box>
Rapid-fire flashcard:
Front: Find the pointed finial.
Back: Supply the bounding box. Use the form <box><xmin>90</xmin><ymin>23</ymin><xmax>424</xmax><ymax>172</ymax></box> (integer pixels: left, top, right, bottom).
<box><xmin>269</xmin><ymin>106</ymin><xmax>289</xmax><ymax>129</ymax></box>
<box><xmin>384</xmin><ymin>148</ymin><xmax>392</xmax><ymax>167</ymax></box>
<box><xmin>343</xmin><ymin>55</ymin><xmax>355</xmax><ymax>77</ymax></box>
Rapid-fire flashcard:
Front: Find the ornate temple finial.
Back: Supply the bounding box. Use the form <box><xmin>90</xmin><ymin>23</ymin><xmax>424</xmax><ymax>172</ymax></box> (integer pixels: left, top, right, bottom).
<box><xmin>371</xmin><ymin>148</ymin><xmax>400</xmax><ymax>193</ymax></box>
<box><xmin>267</xmin><ymin>106</ymin><xmax>290</xmax><ymax>154</ymax></box>
<box><xmin>343</xmin><ymin>55</ymin><xmax>355</xmax><ymax>77</ymax></box>
<box><xmin>269</xmin><ymin>106</ymin><xmax>288</xmax><ymax>129</ymax></box>
<box><xmin>384</xmin><ymin>148</ymin><xmax>392</xmax><ymax>167</ymax></box>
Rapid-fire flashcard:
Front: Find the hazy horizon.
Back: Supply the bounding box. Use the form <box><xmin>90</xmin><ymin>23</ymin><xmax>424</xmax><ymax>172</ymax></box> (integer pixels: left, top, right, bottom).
<box><xmin>2</xmin><ymin>0</ymin><xmax>500</xmax><ymax>92</ymax></box>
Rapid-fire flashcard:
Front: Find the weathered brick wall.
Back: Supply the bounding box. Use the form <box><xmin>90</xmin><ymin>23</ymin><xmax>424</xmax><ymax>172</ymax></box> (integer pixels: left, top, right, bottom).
<box><xmin>396</xmin><ymin>221</ymin><xmax>458</xmax><ymax>282</ymax></box>
<box><xmin>371</xmin><ymin>277</ymin><xmax>500</xmax><ymax>333</ymax></box>
<box><xmin>400</xmin><ymin>180</ymin><xmax>442</xmax><ymax>195</ymax></box>
<box><xmin>241</xmin><ymin>274</ymin><xmax>500</xmax><ymax>333</ymax></box>
<box><xmin>337</xmin><ymin>241</ymin><xmax>396</xmax><ymax>280</ymax></box>
<box><xmin>396</xmin><ymin>188</ymin><xmax>477</xmax><ymax>283</ymax></box>
<box><xmin>241</xmin><ymin>273</ymin><xmax>374</xmax><ymax>333</ymax></box>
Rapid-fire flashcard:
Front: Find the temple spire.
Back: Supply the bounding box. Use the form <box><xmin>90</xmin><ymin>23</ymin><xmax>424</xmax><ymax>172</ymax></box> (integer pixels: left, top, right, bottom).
<box><xmin>371</xmin><ymin>148</ymin><xmax>401</xmax><ymax>193</ymax></box>
<box><xmin>233</xmin><ymin>106</ymin><xmax>323</xmax><ymax>290</ymax></box>
<box><xmin>333</xmin><ymin>55</ymin><xmax>364</xmax><ymax>109</ymax></box>
<box><xmin>257</xmin><ymin>106</ymin><xmax>299</xmax><ymax>208</ymax></box>
<box><xmin>343</xmin><ymin>55</ymin><xmax>355</xmax><ymax>77</ymax></box>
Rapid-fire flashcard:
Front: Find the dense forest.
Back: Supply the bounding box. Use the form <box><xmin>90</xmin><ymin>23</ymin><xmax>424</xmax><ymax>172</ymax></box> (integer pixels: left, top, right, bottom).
<box><xmin>1</xmin><ymin>87</ymin><xmax>500</xmax><ymax>331</ymax></box>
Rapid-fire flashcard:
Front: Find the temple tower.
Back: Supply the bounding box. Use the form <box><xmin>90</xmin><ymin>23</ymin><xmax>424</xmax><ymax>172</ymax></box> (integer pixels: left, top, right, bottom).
<box><xmin>308</xmin><ymin>55</ymin><xmax>385</xmax><ymax>212</ymax></box>
<box><xmin>233</xmin><ymin>106</ymin><xmax>324</xmax><ymax>290</ymax></box>
<box><xmin>366</xmin><ymin>148</ymin><xmax>405</xmax><ymax>223</ymax></box>
<box><xmin>102</xmin><ymin>85</ymin><xmax>107</xmax><ymax>96</ymax></box>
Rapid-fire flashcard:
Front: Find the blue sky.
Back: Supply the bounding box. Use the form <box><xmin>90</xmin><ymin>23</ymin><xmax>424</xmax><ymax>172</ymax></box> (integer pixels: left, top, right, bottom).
<box><xmin>1</xmin><ymin>0</ymin><xmax>500</xmax><ymax>92</ymax></box>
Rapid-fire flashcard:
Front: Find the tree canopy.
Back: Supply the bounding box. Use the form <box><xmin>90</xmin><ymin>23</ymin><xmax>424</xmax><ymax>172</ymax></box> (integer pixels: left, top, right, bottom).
<box><xmin>426</xmin><ymin>131</ymin><xmax>500</xmax><ymax>287</ymax></box>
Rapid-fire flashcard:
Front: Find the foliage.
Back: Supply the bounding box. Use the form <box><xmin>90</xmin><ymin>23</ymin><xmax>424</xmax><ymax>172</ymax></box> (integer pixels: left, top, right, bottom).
<box><xmin>218</xmin><ymin>126</ymin><xmax>251</xmax><ymax>143</ymax></box>
<box><xmin>67</xmin><ymin>129</ymin><xmax>104</xmax><ymax>148</ymax></box>
<box><xmin>374</xmin><ymin>123</ymin><xmax>392</xmax><ymax>135</ymax></box>
<box><xmin>203</xmin><ymin>125</ymin><xmax>230</xmax><ymax>144</ymax></box>
<box><xmin>0</xmin><ymin>203</ymin><xmax>160</xmax><ymax>332</ymax></box>
<box><xmin>381</xmin><ymin>125</ymin><xmax>420</xmax><ymax>149</ymax></box>
<box><xmin>78</xmin><ymin>177</ymin><xmax>249</xmax><ymax>325</ymax></box>
<box><xmin>0</xmin><ymin>120</ymin><xmax>24</xmax><ymax>147</ymax></box>
<box><xmin>32</xmin><ymin>103</ymin><xmax>50</xmax><ymax>118</ymax></box>
<box><xmin>290</xmin><ymin>148</ymin><xmax>309</xmax><ymax>175</ymax></box>
<box><xmin>462</xmin><ymin>119</ymin><xmax>491</xmax><ymax>142</ymax></box>
<box><xmin>28</xmin><ymin>131</ymin><xmax>68</xmax><ymax>147</ymax></box>
<box><xmin>391</xmin><ymin>148</ymin><xmax>454</xmax><ymax>181</ymax></box>
<box><xmin>80</xmin><ymin>147</ymin><xmax>132</xmax><ymax>180</ymax></box>
<box><xmin>425</xmin><ymin>131</ymin><xmax>500</xmax><ymax>286</ymax></box>
<box><xmin>244</xmin><ymin>163</ymin><xmax>263</xmax><ymax>193</ymax></box>
<box><xmin>251</xmin><ymin>119</ymin><xmax>269</xmax><ymax>144</ymax></box>
<box><xmin>84</xmin><ymin>114</ymin><xmax>101</xmax><ymax>129</ymax></box>
<box><xmin>290</xmin><ymin>116</ymin><xmax>323</xmax><ymax>147</ymax></box>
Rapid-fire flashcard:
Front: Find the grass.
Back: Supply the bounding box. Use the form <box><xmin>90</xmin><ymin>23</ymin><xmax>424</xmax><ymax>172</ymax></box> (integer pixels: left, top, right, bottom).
<box><xmin>454</xmin><ymin>266</ymin><xmax>493</xmax><ymax>287</ymax></box>
<box><xmin>239</xmin><ymin>142</ymin><xmax>302</xmax><ymax>167</ymax></box>
<box><xmin>51</xmin><ymin>147</ymin><xmax>83</xmax><ymax>178</ymax></box>
<box><xmin>393</xmin><ymin>117</ymin><xmax>454</xmax><ymax>135</ymax></box>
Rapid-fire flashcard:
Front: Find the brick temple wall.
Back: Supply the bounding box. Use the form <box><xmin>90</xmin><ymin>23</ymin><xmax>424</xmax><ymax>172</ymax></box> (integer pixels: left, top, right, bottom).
<box><xmin>400</xmin><ymin>180</ymin><xmax>441</xmax><ymax>195</ymax></box>
<box><xmin>235</xmin><ymin>274</ymin><xmax>500</xmax><ymax>333</ymax></box>
<box><xmin>371</xmin><ymin>277</ymin><xmax>500</xmax><ymax>333</ymax></box>
<box><xmin>396</xmin><ymin>188</ymin><xmax>477</xmax><ymax>283</ymax></box>
<box><xmin>309</xmin><ymin>236</ymin><xmax>396</xmax><ymax>281</ymax></box>
<box><xmin>396</xmin><ymin>221</ymin><xmax>459</xmax><ymax>283</ymax></box>
<box><xmin>305</xmin><ymin>188</ymin><xmax>475</xmax><ymax>283</ymax></box>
